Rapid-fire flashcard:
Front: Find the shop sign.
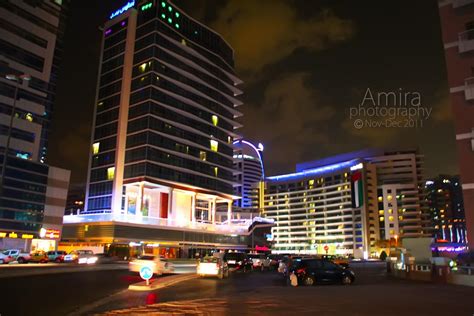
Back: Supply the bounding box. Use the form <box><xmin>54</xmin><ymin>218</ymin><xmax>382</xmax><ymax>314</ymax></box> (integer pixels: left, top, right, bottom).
<box><xmin>39</xmin><ymin>228</ymin><xmax>60</xmax><ymax>239</ymax></box>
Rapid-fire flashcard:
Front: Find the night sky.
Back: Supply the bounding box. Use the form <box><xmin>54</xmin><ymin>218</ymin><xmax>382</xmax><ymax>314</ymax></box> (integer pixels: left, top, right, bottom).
<box><xmin>49</xmin><ymin>0</ymin><xmax>456</xmax><ymax>188</ymax></box>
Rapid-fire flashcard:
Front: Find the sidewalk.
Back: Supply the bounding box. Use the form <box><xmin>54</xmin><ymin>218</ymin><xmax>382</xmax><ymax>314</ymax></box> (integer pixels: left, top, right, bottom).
<box><xmin>0</xmin><ymin>263</ymin><xmax>128</xmax><ymax>278</ymax></box>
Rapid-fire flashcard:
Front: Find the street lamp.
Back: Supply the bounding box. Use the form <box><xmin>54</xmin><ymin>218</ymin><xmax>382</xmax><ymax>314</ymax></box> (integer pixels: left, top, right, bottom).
<box><xmin>1</xmin><ymin>73</ymin><xmax>31</xmax><ymax>193</ymax></box>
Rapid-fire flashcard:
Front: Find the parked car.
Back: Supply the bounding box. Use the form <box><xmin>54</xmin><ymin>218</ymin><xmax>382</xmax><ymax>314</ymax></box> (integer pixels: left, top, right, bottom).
<box><xmin>47</xmin><ymin>250</ymin><xmax>67</xmax><ymax>263</ymax></box>
<box><xmin>129</xmin><ymin>255</ymin><xmax>175</xmax><ymax>275</ymax></box>
<box><xmin>0</xmin><ymin>249</ymin><xmax>31</xmax><ymax>264</ymax></box>
<box><xmin>64</xmin><ymin>250</ymin><xmax>98</xmax><ymax>264</ymax></box>
<box><xmin>223</xmin><ymin>252</ymin><xmax>253</xmax><ymax>272</ymax></box>
<box><xmin>248</xmin><ymin>253</ymin><xmax>271</xmax><ymax>271</ymax></box>
<box><xmin>29</xmin><ymin>251</ymin><xmax>49</xmax><ymax>263</ymax></box>
<box><xmin>456</xmin><ymin>251</ymin><xmax>474</xmax><ymax>266</ymax></box>
<box><xmin>197</xmin><ymin>256</ymin><xmax>229</xmax><ymax>279</ymax></box>
<box><xmin>289</xmin><ymin>258</ymin><xmax>355</xmax><ymax>286</ymax></box>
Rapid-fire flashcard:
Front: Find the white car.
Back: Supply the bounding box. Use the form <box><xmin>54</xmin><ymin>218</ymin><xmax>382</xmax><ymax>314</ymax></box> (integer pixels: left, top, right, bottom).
<box><xmin>0</xmin><ymin>249</ymin><xmax>31</xmax><ymax>264</ymax></box>
<box><xmin>64</xmin><ymin>250</ymin><xmax>98</xmax><ymax>264</ymax></box>
<box><xmin>129</xmin><ymin>255</ymin><xmax>175</xmax><ymax>275</ymax></box>
<box><xmin>197</xmin><ymin>256</ymin><xmax>229</xmax><ymax>279</ymax></box>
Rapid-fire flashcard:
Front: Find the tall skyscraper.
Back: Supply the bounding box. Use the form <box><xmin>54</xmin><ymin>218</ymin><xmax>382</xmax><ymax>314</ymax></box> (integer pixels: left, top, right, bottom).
<box><xmin>438</xmin><ymin>0</ymin><xmax>474</xmax><ymax>248</ymax></box>
<box><xmin>0</xmin><ymin>0</ymin><xmax>70</xmax><ymax>251</ymax></box>
<box><xmin>62</xmin><ymin>1</ymin><xmax>248</xmax><ymax>258</ymax></box>
<box><xmin>425</xmin><ymin>175</ymin><xmax>466</xmax><ymax>243</ymax></box>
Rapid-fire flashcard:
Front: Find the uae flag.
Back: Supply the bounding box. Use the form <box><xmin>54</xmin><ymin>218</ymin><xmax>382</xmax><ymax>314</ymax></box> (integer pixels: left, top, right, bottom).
<box><xmin>351</xmin><ymin>171</ymin><xmax>364</xmax><ymax>208</ymax></box>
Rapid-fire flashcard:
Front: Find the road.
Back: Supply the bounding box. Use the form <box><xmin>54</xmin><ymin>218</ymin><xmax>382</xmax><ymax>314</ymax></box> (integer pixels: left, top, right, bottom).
<box><xmin>1</xmin><ymin>263</ymin><xmax>474</xmax><ymax>315</ymax></box>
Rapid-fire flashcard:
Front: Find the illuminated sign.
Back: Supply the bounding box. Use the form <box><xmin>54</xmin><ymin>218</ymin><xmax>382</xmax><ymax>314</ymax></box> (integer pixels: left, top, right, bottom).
<box><xmin>109</xmin><ymin>1</ymin><xmax>135</xmax><ymax>20</ymax></box>
<box><xmin>350</xmin><ymin>163</ymin><xmax>363</xmax><ymax>171</ymax></box>
<box><xmin>0</xmin><ymin>232</ymin><xmax>35</xmax><ymax>239</ymax></box>
<box><xmin>40</xmin><ymin>228</ymin><xmax>60</xmax><ymax>239</ymax></box>
<box><xmin>22</xmin><ymin>234</ymin><xmax>34</xmax><ymax>239</ymax></box>
<box><xmin>432</xmin><ymin>246</ymin><xmax>467</xmax><ymax>253</ymax></box>
<box><xmin>0</xmin><ymin>232</ymin><xmax>6</xmax><ymax>238</ymax></box>
<box><xmin>8</xmin><ymin>232</ymin><xmax>18</xmax><ymax>238</ymax></box>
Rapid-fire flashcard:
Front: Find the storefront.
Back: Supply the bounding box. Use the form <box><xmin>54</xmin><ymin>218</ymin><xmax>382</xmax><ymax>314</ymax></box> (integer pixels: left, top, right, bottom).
<box><xmin>0</xmin><ymin>228</ymin><xmax>60</xmax><ymax>252</ymax></box>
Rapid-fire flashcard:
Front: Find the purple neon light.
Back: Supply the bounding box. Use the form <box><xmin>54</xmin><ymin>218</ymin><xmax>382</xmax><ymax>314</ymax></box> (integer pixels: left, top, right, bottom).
<box><xmin>121</xmin><ymin>21</ymin><xmax>126</xmax><ymax>26</ymax></box>
<box><xmin>105</xmin><ymin>29</ymin><xmax>112</xmax><ymax>36</ymax></box>
<box><xmin>233</xmin><ymin>140</ymin><xmax>265</xmax><ymax>178</ymax></box>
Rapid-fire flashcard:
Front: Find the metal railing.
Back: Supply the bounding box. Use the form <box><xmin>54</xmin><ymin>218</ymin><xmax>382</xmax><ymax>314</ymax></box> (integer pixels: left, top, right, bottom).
<box><xmin>63</xmin><ymin>213</ymin><xmax>250</xmax><ymax>234</ymax></box>
<box><xmin>456</xmin><ymin>265</ymin><xmax>474</xmax><ymax>275</ymax></box>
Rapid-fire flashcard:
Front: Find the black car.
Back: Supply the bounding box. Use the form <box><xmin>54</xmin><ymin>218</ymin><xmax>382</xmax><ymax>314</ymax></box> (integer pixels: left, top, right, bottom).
<box><xmin>289</xmin><ymin>258</ymin><xmax>355</xmax><ymax>286</ymax></box>
<box><xmin>223</xmin><ymin>252</ymin><xmax>253</xmax><ymax>272</ymax></box>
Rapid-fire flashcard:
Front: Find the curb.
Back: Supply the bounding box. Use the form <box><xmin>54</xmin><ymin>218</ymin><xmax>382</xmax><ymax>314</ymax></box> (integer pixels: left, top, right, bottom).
<box><xmin>128</xmin><ymin>273</ymin><xmax>198</xmax><ymax>291</ymax></box>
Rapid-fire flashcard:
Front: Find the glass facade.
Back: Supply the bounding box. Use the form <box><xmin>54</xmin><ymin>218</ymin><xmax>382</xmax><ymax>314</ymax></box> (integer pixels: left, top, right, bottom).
<box><xmin>87</xmin><ymin>1</ymin><xmax>242</xmax><ymax>212</ymax></box>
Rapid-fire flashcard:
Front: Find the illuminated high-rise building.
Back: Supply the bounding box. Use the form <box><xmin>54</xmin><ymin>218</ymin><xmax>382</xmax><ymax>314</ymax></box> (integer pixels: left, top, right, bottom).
<box><xmin>0</xmin><ymin>0</ymin><xmax>70</xmax><ymax>251</ymax></box>
<box><xmin>438</xmin><ymin>0</ymin><xmax>474</xmax><ymax>248</ymax></box>
<box><xmin>62</xmin><ymin>1</ymin><xmax>251</xmax><ymax>258</ymax></box>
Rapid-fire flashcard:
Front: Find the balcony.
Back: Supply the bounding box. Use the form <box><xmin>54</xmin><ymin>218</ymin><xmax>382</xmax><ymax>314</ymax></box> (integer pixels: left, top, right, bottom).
<box><xmin>63</xmin><ymin>213</ymin><xmax>252</xmax><ymax>234</ymax></box>
<box><xmin>453</xmin><ymin>0</ymin><xmax>474</xmax><ymax>8</ymax></box>
<box><xmin>458</xmin><ymin>29</ymin><xmax>474</xmax><ymax>53</ymax></box>
<box><xmin>464</xmin><ymin>77</ymin><xmax>474</xmax><ymax>101</ymax></box>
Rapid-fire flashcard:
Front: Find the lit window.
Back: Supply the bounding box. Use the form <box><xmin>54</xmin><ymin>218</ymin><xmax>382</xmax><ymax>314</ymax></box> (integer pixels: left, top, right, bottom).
<box><xmin>25</xmin><ymin>113</ymin><xmax>33</xmax><ymax>122</ymax></box>
<box><xmin>107</xmin><ymin>167</ymin><xmax>115</xmax><ymax>180</ymax></box>
<box><xmin>175</xmin><ymin>23</ymin><xmax>179</xmax><ymax>29</ymax></box>
<box><xmin>214</xmin><ymin>167</ymin><xmax>218</xmax><ymax>177</ymax></box>
<box><xmin>181</xmin><ymin>39</ymin><xmax>187</xmax><ymax>46</ymax></box>
<box><xmin>139</xmin><ymin>62</ymin><xmax>148</xmax><ymax>72</ymax></box>
<box><xmin>378</xmin><ymin>210</ymin><xmax>384</xmax><ymax>215</ymax></box>
<box><xmin>379</xmin><ymin>217</ymin><xmax>384</xmax><ymax>222</ymax></box>
<box><xmin>168</xmin><ymin>6</ymin><xmax>172</xmax><ymax>12</ymax></box>
<box><xmin>211</xmin><ymin>115</ymin><xmax>218</xmax><ymax>126</ymax></box>
<box><xmin>210</xmin><ymin>139</ymin><xmax>218</xmax><ymax>152</ymax></box>
<box><xmin>200</xmin><ymin>151</ymin><xmax>206</xmax><ymax>161</ymax></box>
<box><xmin>308</xmin><ymin>179</ymin><xmax>314</xmax><ymax>186</ymax></box>
<box><xmin>389</xmin><ymin>230</ymin><xmax>394</xmax><ymax>235</ymax></box>
<box><xmin>399</xmin><ymin>216</ymin><xmax>403</xmax><ymax>220</ymax></box>
<box><xmin>389</xmin><ymin>216</ymin><xmax>394</xmax><ymax>221</ymax></box>
<box><xmin>377</xmin><ymin>196</ymin><xmax>383</xmax><ymax>202</ymax></box>
<box><xmin>92</xmin><ymin>142</ymin><xmax>100</xmax><ymax>155</ymax></box>
<box><xmin>168</xmin><ymin>17</ymin><xmax>172</xmax><ymax>23</ymax></box>
<box><xmin>388</xmin><ymin>209</ymin><xmax>393</xmax><ymax>214</ymax></box>
<box><xmin>175</xmin><ymin>12</ymin><xmax>180</xmax><ymax>18</ymax></box>
<box><xmin>227</xmin><ymin>136</ymin><xmax>232</xmax><ymax>144</ymax></box>
<box><xmin>387</xmin><ymin>195</ymin><xmax>393</xmax><ymax>201</ymax></box>
<box><xmin>161</xmin><ymin>13</ymin><xmax>166</xmax><ymax>19</ymax></box>
<box><xmin>161</xmin><ymin>1</ymin><xmax>166</xmax><ymax>7</ymax></box>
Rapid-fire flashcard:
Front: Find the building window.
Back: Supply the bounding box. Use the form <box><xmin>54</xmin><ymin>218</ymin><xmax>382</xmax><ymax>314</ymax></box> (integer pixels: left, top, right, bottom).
<box><xmin>200</xmin><ymin>151</ymin><xmax>207</xmax><ymax>161</ymax></box>
<box><xmin>210</xmin><ymin>139</ymin><xmax>218</xmax><ymax>152</ymax></box>
<box><xmin>92</xmin><ymin>142</ymin><xmax>100</xmax><ymax>155</ymax></box>
<box><xmin>107</xmin><ymin>167</ymin><xmax>115</xmax><ymax>180</ymax></box>
<box><xmin>214</xmin><ymin>167</ymin><xmax>218</xmax><ymax>177</ymax></box>
<box><xmin>211</xmin><ymin>115</ymin><xmax>218</xmax><ymax>126</ymax></box>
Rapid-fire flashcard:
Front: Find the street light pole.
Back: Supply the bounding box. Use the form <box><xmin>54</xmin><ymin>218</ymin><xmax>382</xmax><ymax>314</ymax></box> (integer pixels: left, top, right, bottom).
<box><xmin>1</xmin><ymin>74</ymin><xmax>31</xmax><ymax>195</ymax></box>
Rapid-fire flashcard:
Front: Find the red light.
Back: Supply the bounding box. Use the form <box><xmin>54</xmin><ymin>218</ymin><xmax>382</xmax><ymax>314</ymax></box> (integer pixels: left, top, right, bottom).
<box><xmin>296</xmin><ymin>268</ymin><xmax>306</xmax><ymax>274</ymax></box>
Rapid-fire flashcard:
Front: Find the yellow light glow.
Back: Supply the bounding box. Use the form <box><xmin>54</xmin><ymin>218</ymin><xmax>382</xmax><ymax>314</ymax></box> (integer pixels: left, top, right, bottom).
<box><xmin>388</xmin><ymin>216</ymin><xmax>394</xmax><ymax>221</ymax></box>
<box><xmin>22</xmin><ymin>234</ymin><xmax>33</xmax><ymax>239</ymax></box>
<box><xmin>92</xmin><ymin>142</ymin><xmax>100</xmax><ymax>155</ymax></box>
<box><xmin>387</xmin><ymin>195</ymin><xmax>393</xmax><ymax>201</ymax></box>
<box><xmin>210</xmin><ymin>139</ymin><xmax>218</xmax><ymax>152</ymax></box>
<box><xmin>199</xmin><ymin>151</ymin><xmax>206</xmax><ymax>161</ymax></box>
<box><xmin>214</xmin><ymin>167</ymin><xmax>218</xmax><ymax>177</ymax></box>
<box><xmin>9</xmin><ymin>232</ymin><xmax>18</xmax><ymax>238</ymax></box>
<box><xmin>107</xmin><ymin>167</ymin><xmax>115</xmax><ymax>180</ymax></box>
<box><xmin>139</xmin><ymin>62</ymin><xmax>148</xmax><ymax>72</ymax></box>
<box><xmin>211</xmin><ymin>115</ymin><xmax>218</xmax><ymax>126</ymax></box>
<box><xmin>378</xmin><ymin>210</ymin><xmax>384</xmax><ymax>215</ymax></box>
<box><xmin>25</xmin><ymin>113</ymin><xmax>33</xmax><ymax>122</ymax></box>
<box><xmin>379</xmin><ymin>217</ymin><xmax>384</xmax><ymax>222</ymax></box>
<box><xmin>0</xmin><ymin>232</ymin><xmax>6</xmax><ymax>238</ymax></box>
<box><xmin>378</xmin><ymin>196</ymin><xmax>382</xmax><ymax>202</ymax></box>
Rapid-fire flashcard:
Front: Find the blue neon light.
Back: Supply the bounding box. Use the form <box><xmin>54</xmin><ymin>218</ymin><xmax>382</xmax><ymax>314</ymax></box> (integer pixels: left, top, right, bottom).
<box><xmin>266</xmin><ymin>159</ymin><xmax>360</xmax><ymax>182</ymax></box>
<box><xmin>110</xmin><ymin>1</ymin><xmax>135</xmax><ymax>20</ymax></box>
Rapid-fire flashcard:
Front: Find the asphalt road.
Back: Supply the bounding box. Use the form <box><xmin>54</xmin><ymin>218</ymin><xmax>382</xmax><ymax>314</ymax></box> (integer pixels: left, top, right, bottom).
<box><xmin>89</xmin><ymin>262</ymin><xmax>474</xmax><ymax>316</ymax></box>
<box><xmin>1</xmin><ymin>263</ymin><xmax>474</xmax><ymax>316</ymax></box>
